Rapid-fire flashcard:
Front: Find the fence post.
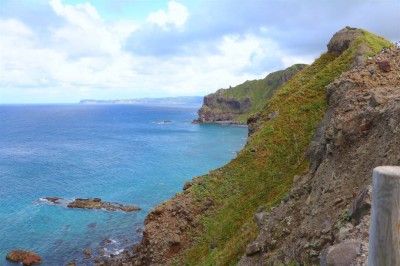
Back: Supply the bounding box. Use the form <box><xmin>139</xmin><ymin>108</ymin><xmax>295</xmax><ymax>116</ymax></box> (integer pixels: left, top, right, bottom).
<box><xmin>368</xmin><ymin>166</ymin><xmax>400</xmax><ymax>266</ymax></box>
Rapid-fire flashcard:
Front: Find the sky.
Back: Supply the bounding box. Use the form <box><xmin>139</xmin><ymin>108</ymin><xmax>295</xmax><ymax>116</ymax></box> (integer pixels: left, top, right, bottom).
<box><xmin>0</xmin><ymin>0</ymin><xmax>399</xmax><ymax>103</ymax></box>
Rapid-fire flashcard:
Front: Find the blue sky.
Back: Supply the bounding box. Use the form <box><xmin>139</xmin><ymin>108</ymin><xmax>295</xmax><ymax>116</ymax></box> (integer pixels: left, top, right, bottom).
<box><xmin>0</xmin><ymin>0</ymin><xmax>399</xmax><ymax>103</ymax></box>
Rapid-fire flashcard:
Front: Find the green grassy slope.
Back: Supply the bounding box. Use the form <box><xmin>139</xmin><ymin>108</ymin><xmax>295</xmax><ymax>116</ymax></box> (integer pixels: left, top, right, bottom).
<box><xmin>179</xmin><ymin>30</ymin><xmax>391</xmax><ymax>265</ymax></box>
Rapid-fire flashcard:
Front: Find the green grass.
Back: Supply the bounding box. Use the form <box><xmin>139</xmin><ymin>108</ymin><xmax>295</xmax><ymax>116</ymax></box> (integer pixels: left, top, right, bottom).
<box><xmin>177</xmin><ymin>30</ymin><xmax>391</xmax><ymax>265</ymax></box>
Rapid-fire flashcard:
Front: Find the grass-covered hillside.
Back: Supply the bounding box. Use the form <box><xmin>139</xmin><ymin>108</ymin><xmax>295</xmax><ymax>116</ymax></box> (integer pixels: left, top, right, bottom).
<box><xmin>181</xmin><ymin>28</ymin><xmax>391</xmax><ymax>265</ymax></box>
<box><xmin>126</xmin><ymin>28</ymin><xmax>392</xmax><ymax>266</ymax></box>
<box><xmin>196</xmin><ymin>64</ymin><xmax>307</xmax><ymax>123</ymax></box>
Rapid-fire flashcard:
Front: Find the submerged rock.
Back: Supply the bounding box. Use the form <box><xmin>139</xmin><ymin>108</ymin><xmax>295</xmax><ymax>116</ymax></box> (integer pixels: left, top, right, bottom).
<box><xmin>40</xmin><ymin>197</ymin><xmax>141</xmax><ymax>212</ymax></box>
<box><xmin>67</xmin><ymin>198</ymin><xmax>141</xmax><ymax>212</ymax></box>
<box><xmin>43</xmin><ymin>197</ymin><xmax>63</xmax><ymax>204</ymax></box>
<box><xmin>6</xmin><ymin>250</ymin><xmax>42</xmax><ymax>265</ymax></box>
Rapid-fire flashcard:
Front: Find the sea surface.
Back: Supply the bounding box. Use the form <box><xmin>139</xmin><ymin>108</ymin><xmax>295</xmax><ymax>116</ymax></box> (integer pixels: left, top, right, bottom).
<box><xmin>0</xmin><ymin>104</ymin><xmax>247</xmax><ymax>265</ymax></box>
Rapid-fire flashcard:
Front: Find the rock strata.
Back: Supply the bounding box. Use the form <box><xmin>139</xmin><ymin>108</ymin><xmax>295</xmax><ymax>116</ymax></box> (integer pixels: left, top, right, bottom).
<box><xmin>6</xmin><ymin>250</ymin><xmax>42</xmax><ymax>266</ymax></box>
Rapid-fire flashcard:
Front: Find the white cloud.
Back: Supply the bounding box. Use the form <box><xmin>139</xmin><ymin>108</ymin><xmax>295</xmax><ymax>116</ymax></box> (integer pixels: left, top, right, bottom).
<box><xmin>7</xmin><ymin>0</ymin><xmax>389</xmax><ymax>103</ymax></box>
<box><xmin>147</xmin><ymin>1</ymin><xmax>189</xmax><ymax>30</ymax></box>
<box><xmin>50</xmin><ymin>0</ymin><xmax>101</xmax><ymax>27</ymax></box>
<box><xmin>48</xmin><ymin>0</ymin><xmax>138</xmax><ymax>57</ymax></box>
<box><xmin>0</xmin><ymin>19</ymin><xmax>33</xmax><ymax>37</ymax></box>
<box><xmin>1</xmin><ymin>0</ymin><xmax>288</xmax><ymax>103</ymax></box>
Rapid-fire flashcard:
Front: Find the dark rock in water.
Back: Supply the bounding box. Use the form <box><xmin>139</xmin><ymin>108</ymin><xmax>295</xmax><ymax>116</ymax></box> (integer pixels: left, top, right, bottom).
<box><xmin>102</xmin><ymin>238</ymin><xmax>113</xmax><ymax>244</ymax></box>
<box><xmin>119</xmin><ymin>205</ymin><xmax>141</xmax><ymax>212</ymax></box>
<box><xmin>96</xmin><ymin>247</ymin><xmax>106</xmax><ymax>256</ymax></box>
<box><xmin>40</xmin><ymin>197</ymin><xmax>141</xmax><ymax>211</ymax></box>
<box><xmin>93</xmin><ymin>257</ymin><xmax>102</xmax><ymax>263</ymax></box>
<box><xmin>6</xmin><ymin>250</ymin><xmax>42</xmax><ymax>265</ymax></box>
<box><xmin>83</xmin><ymin>249</ymin><xmax>92</xmax><ymax>255</ymax></box>
<box><xmin>43</xmin><ymin>197</ymin><xmax>63</xmax><ymax>204</ymax></box>
<box><xmin>66</xmin><ymin>261</ymin><xmax>76</xmax><ymax>266</ymax></box>
<box><xmin>83</xmin><ymin>249</ymin><xmax>92</xmax><ymax>259</ymax></box>
<box><xmin>67</xmin><ymin>198</ymin><xmax>141</xmax><ymax>212</ymax></box>
<box><xmin>87</xmin><ymin>222</ymin><xmax>97</xmax><ymax>228</ymax></box>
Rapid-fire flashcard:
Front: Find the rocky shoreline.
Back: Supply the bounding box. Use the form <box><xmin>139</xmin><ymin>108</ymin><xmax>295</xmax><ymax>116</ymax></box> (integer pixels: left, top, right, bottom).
<box><xmin>40</xmin><ymin>197</ymin><xmax>141</xmax><ymax>212</ymax></box>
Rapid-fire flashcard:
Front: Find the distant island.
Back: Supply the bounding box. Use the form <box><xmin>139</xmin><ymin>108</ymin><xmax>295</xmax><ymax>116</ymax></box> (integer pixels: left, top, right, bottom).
<box><xmin>79</xmin><ymin>96</ymin><xmax>203</xmax><ymax>105</ymax></box>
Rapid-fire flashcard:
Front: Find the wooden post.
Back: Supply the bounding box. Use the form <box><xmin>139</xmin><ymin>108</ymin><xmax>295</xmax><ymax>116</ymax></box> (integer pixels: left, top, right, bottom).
<box><xmin>368</xmin><ymin>166</ymin><xmax>400</xmax><ymax>266</ymax></box>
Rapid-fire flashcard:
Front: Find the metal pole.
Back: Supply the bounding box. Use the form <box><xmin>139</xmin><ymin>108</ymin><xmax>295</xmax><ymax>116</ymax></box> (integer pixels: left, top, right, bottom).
<box><xmin>368</xmin><ymin>166</ymin><xmax>400</xmax><ymax>266</ymax></box>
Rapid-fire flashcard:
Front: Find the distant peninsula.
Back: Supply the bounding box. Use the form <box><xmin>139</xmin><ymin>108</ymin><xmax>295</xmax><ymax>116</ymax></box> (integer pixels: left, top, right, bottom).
<box><xmin>79</xmin><ymin>96</ymin><xmax>203</xmax><ymax>105</ymax></box>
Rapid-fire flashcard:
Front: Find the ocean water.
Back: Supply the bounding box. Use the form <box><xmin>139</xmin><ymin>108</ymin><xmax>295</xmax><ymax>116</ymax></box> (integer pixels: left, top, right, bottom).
<box><xmin>0</xmin><ymin>104</ymin><xmax>247</xmax><ymax>265</ymax></box>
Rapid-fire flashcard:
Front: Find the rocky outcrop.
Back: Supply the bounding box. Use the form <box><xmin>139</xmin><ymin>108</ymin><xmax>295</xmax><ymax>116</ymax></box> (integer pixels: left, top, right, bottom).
<box><xmin>194</xmin><ymin>64</ymin><xmax>307</xmax><ymax>123</ymax></box>
<box><xmin>195</xmin><ymin>95</ymin><xmax>250</xmax><ymax>123</ymax></box>
<box><xmin>327</xmin><ymin>26</ymin><xmax>363</xmax><ymax>55</ymax></box>
<box><xmin>128</xmin><ymin>177</ymin><xmax>214</xmax><ymax>265</ymax></box>
<box><xmin>41</xmin><ymin>197</ymin><xmax>141</xmax><ymax>212</ymax></box>
<box><xmin>238</xmin><ymin>45</ymin><xmax>400</xmax><ymax>265</ymax></box>
<box><xmin>6</xmin><ymin>250</ymin><xmax>42</xmax><ymax>265</ymax></box>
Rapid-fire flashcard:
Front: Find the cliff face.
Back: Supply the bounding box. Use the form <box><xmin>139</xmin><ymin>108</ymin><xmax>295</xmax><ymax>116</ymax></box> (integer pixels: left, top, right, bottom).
<box><xmin>106</xmin><ymin>28</ymin><xmax>395</xmax><ymax>266</ymax></box>
<box><xmin>195</xmin><ymin>64</ymin><xmax>307</xmax><ymax>123</ymax></box>
<box><xmin>239</xmin><ymin>44</ymin><xmax>400</xmax><ymax>266</ymax></box>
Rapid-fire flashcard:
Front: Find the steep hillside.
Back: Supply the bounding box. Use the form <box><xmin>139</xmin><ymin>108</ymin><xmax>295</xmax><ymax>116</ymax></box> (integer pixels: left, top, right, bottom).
<box><xmin>104</xmin><ymin>27</ymin><xmax>393</xmax><ymax>266</ymax></box>
<box><xmin>240</xmin><ymin>37</ymin><xmax>399</xmax><ymax>266</ymax></box>
<box><xmin>195</xmin><ymin>64</ymin><xmax>307</xmax><ymax>123</ymax></box>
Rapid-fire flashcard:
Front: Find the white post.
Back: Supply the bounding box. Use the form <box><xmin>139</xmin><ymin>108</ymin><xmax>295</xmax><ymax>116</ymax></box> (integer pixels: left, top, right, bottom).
<box><xmin>368</xmin><ymin>166</ymin><xmax>400</xmax><ymax>266</ymax></box>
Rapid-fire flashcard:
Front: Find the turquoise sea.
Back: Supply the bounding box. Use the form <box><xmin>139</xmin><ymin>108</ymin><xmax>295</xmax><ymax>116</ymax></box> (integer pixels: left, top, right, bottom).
<box><xmin>0</xmin><ymin>104</ymin><xmax>247</xmax><ymax>265</ymax></box>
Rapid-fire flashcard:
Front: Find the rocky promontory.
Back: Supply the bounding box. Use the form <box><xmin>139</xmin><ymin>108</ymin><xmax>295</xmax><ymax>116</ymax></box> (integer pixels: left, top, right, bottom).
<box><xmin>194</xmin><ymin>64</ymin><xmax>307</xmax><ymax>124</ymax></box>
<box><xmin>41</xmin><ymin>197</ymin><xmax>141</xmax><ymax>212</ymax></box>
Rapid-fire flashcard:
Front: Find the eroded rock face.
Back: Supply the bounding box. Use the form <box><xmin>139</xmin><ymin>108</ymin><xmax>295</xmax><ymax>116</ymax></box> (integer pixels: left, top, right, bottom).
<box><xmin>6</xmin><ymin>250</ymin><xmax>42</xmax><ymax>266</ymax></box>
<box><xmin>196</xmin><ymin>95</ymin><xmax>249</xmax><ymax>123</ymax></box>
<box><xmin>130</xmin><ymin>188</ymin><xmax>214</xmax><ymax>265</ymax></box>
<box><xmin>239</xmin><ymin>46</ymin><xmax>400</xmax><ymax>265</ymax></box>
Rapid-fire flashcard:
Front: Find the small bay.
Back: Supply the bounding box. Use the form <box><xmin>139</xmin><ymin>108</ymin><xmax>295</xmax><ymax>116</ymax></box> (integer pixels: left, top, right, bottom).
<box><xmin>0</xmin><ymin>104</ymin><xmax>247</xmax><ymax>265</ymax></box>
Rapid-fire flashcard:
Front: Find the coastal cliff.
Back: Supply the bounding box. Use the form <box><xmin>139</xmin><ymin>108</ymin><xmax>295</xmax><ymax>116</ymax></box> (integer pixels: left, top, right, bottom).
<box><xmin>194</xmin><ymin>64</ymin><xmax>306</xmax><ymax>124</ymax></box>
<box><xmin>239</xmin><ymin>37</ymin><xmax>400</xmax><ymax>266</ymax></box>
<box><xmin>106</xmin><ymin>27</ymin><xmax>396</xmax><ymax>266</ymax></box>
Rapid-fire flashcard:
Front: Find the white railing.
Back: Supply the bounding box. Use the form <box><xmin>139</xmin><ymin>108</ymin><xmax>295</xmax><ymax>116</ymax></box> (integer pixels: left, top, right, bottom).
<box><xmin>368</xmin><ymin>166</ymin><xmax>400</xmax><ymax>266</ymax></box>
